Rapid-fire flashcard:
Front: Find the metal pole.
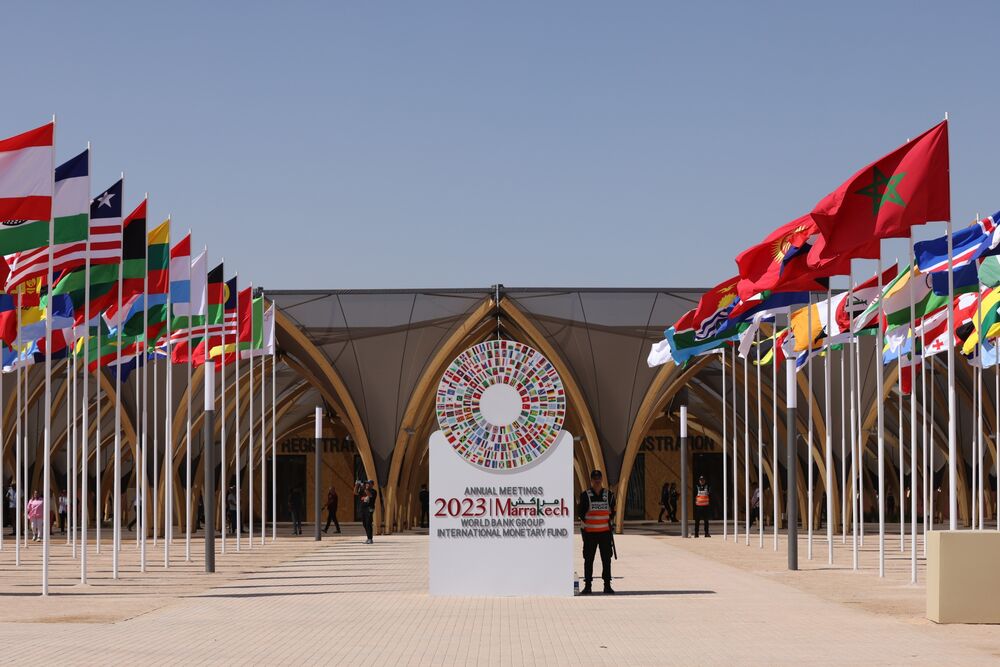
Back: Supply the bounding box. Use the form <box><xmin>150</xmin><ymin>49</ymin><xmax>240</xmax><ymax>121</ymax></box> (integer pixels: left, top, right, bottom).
<box><xmin>260</xmin><ymin>345</ymin><xmax>265</xmax><ymax>545</ymax></box>
<box><xmin>876</xmin><ymin>257</ymin><xmax>886</xmax><ymax>577</ymax></box>
<box><xmin>680</xmin><ymin>396</ymin><xmax>689</xmax><ymax>538</ymax></box>
<box><xmin>825</xmin><ymin>287</ymin><xmax>834</xmax><ymax>564</ymax></box>
<box><xmin>722</xmin><ymin>348</ymin><xmax>727</xmax><ymax>542</ymax></box>
<box><xmin>314</xmin><ymin>406</ymin><xmax>322</xmax><ymax>541</ymax></box>
<box><xmin>203</xmin><ymin>362</ymin><xmax>215</xmax><ymax>573</ymax></box>
<box><xmin>271</xmin><ymin>352</ymin><xmax>277</xmax><ymax>542</ymax></box>
<box><xmin>945</xmin><ymin>217</ymin><xmax>958</xmax><ymax>530</ymax></box>
<box><xmin>732</xmin><ymin>345</ymin><xmax>738</xmax><ymax>542</ymax></box>
<box><xmin>773</xmin><ymin>327</ymin><xmax>779</xmax><ymax>551</ymax></box>
<box><xmin>744</xmin><ymin>353</ymin><xmax>750</xmax><ymax>546</ymax></box>
<box><xmin>756</xmin><ymin>329</ymin><xmax>763</xmax><ymax>548</ymax></box>
<box><xmin>786</xmin><ymin>353</ymin><xmax>798</xmax><ymax>571</ymax></box>
<box><xmin>807</xmin><ymin>293</ymin><xmax>814</xmax><ymax>561</ymax></box>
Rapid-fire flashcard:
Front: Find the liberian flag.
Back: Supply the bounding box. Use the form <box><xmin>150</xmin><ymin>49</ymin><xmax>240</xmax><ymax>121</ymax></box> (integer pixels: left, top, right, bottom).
<box><xmin>4</xmin><ymin>148</ymin><xmax>90</xmax><ymax>290</ymax></box>
<box><xmin>0</xmin><ymin>122</ymin><xmax>54</xmax><ymax>254</ymax></box>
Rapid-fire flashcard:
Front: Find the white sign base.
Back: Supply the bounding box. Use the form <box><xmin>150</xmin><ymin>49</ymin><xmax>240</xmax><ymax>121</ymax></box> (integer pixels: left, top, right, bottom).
<box><xmin>429</xmin><ymin>429</ymin><xmax>574</xmax><ymax>597</ymax></box>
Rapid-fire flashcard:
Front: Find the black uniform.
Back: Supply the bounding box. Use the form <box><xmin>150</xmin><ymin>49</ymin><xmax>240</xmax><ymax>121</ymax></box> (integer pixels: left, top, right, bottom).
<box><xmin>323</xmin><ymin>489</ymin><xmax>340</xmax><ymax>533</ymax></box>
<box><xmin>419</xmin><ymin>487</ymin><xmax>430</xmax><ymax>527</ymax></box>
<box><xmin>578</xmin><ymin>488</ymin><xmax>615</xmax><ymax>586</ymax></box>
<box><xmin>360</xmin><ymin>487</ymin><xmax>377</xmax><ymax>541</ymax></box>
<box><xmin>289</xmin><ymin>488</ymin><xmax>304</xmax><ymax>535</ymax></box>
<box><xmin>694</xmin><ymin>482</ymin><xmax>711</xmax><ymax>537</ymax></box>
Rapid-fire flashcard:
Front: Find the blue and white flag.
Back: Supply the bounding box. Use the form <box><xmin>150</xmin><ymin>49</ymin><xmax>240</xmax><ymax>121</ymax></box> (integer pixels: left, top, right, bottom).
<box><xmin>915</xmin><ymin>212</ymin><xmax>1000</xmax><ymax>274</ymax></box>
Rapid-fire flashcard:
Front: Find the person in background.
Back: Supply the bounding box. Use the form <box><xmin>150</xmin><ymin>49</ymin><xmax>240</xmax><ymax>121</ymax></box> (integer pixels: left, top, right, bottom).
<box><xmin>668</xmin><ymin>482</ymin><xmax>679</xmax><ymax>522</ymax></box>
<box><xmin>578</xmin><ymin>469</ymin><xmax>615</xmax><ymax>595</ymax></box>
<box><xmin>356</xmin><ymin>480</ymin><xmax>378</xmax><ymax>544</ymax></box>
<box><xmin>289</xmin><ymin>487</ymin><xmax>304</xmax><ymax>535</ymax></box>
<box><xmin>419</xmin><ymin>484</ymin><xmax>430</xmax><ymax>528</ymax></box>
<box><xmin>58</xmin><ymin>490</ymin><xmax>68</xmax><ymax>534</ymax></box>
<box><xmin>749</xmin><ymin>486</ymin><xmax>760</xmax><ymax>529</ymax></box>
<box><xmin>658</xmin><ymin>481</ymin><xmax>670</xmax><ymax>522</ymax></box>
<box><xmin>323</xmin><ymin>486</ymin><xmax>340</xmax><ymax>534</ymax></box>
<box><xmin>26</xmin><ymin>490</ymin><xmax>44</xmax><ymax>542</ymax></box>
<box><xmin>694</xmin><ymin>474</ymin><xmax>711</xmax><ymax>538</ymax></box>
<box><xmin>5</xmin><ymin>481</ymin><xmax>15</xmax><ymax>536</ymax></box>
<box><xmin>227</xmin><ymin>486</ymin><xmax>238</xmax><ymax>535</ymax></box>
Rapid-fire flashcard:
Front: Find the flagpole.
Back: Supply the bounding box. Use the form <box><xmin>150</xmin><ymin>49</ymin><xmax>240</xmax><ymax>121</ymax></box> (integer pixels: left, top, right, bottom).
<box><xmin>772</xmin><ymin>324</ymin><xmax>778</xmax><ymax>551</ymax></box>
<box><xmin>722</xmin><ymin>344</ymin><xmax>728</xmax><ymax>542</ymax></box>
<box><xmin>112</xmin><ymin>173</ymin><xmax>124</xmax><ymax>579</ymax></box>
<box><xmin>825</xmin><ymin>286</ymin><xmax>834</xmax><ymax>564</ymax></box>
<box><xmin>271</xmin><ymin>345</ymin><xmax>277</xmax><ymax>543</ymax></box>
<box><xmin>249</xmin><ymin>347</ymin><xmax>255</xmax><ymax>549</ymax></box>
<box><xmin>908</xmin><ymin>233</ymin><xmax>918</xmax><ymax>581</ymax></box>
<box><xmin>66</xmin><ymin>359</ymin><xmax>72</xmax><ymax>550</ymax></box>
<box><xmin>135</xmin><ymin>348</ymin><xmax>141</xmax><ymax>552</ymax></box>
<box><xmin>15</xmin><ymin>291</ymin><xmax>21</xmax><ymax>567</ymax></box>
<box><xmin>72</xmin><ymin>356</ymin><xmax>78</xmax><ymax>555</ymax></box>
<box><xmin>754</xmin><ymin>329</ymin><xmax>762</xmax><ymax>548</ymax></box>
<box><xmin>945</xmin><ymin>214</ymin><xmax>958</xmax><ymax>530</ymax></box>
<box><xmin>80</xmin><ymin>143</ymin><xmax>91</xmax><ymax>583</ymax></box>
<box><xmin>260</xmin><ymin>323</ymin><xmax>266</xmax><ymax>546</ymax></box>
<box><xmin>153</xmin><ymin>329</ymin><xmax>158</xmax><ymax>548</ymax></box>
<box><xmin>140</xmin><ymin>197</ymin><xmax>149</xmax><ymax>573</ymax></box>
<box><xmin>185</xmin><ymin>257</ymin><xmax>193</xmax><ymax>563</ymax></box>
<box><xmin>848</xmin><ymin>269</ymin><xmax>858</xmax><ymax>570</ymax></box>
<box><xmin>856</xmin><ymin>326</ymin><xmax>864</xmax><ymax>548</ymax></box>
<box><xmin>897</xmin><ymin>356</ymin><xmax>904</xmax><ymax>551</ymax></box>
<box><xmin>975</xmin><ymin>260</ymin><xmax>984</xmax><ymax>532</ymax></box>
<box><xmin>220</xmin><ymin>282</ymin><xmax>227</xmax><ymax>555</ymax></box>
<box><xmin>807</xmin><ymin>292</ymin><xmax>814</xmax><ymax>560</ymax></box>
<box><xmin>164</xmin><ymin>247</ymin><xmax>172</xmax><ymax>568</ymax></box>
<box><xmin>995</xmin><ymin>338</ymin><xmax>999</xmax><ymax>532</ymax></box>
<box><xmin>95</xmin><ymin>301</ymin><xmax>101</xmax><ymax>556</ymax></box>
<box><xmin>743</xmin><ymin>351</ymin><xmax>749</xmax><ymax>546</ymax></box>
<box><xmin>235</xmin><ymin>286</ymin><xmax>242</xmax><ymax>552</ymax></box>
<box><xmin>41</xmin><ymin>114</ymin><xmax>56</xmax><ymax>595</ymax></box>
<box><xmin>921</xmin><ymin>307</ymin><xmax>929</xmax><ymax>555</ymax></box>
<box><xmin>731</xmin><ymin>344</ymin><xmax>738</xmax><ymax>542</ymax></box>
<box><xmin>841</xmin><ymin>339</ymin><xmax>847</xmax><ymax>544</ymax></box>
<box><xmin>927</xmin><ymin>356</ymin><xmax>937</xmax><ymax>531</ymax></box>
<box><xmin>875</xmin><ymin>257</ymin><xmax>887</xmax><ymax>577</ymax></box>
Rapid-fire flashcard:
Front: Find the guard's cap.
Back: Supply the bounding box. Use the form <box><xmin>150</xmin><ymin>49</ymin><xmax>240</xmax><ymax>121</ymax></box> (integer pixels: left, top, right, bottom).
<box><xmin>590</xmin><ymin>470</ymin><xmax>603</xmax><ymax>479</ymax></box>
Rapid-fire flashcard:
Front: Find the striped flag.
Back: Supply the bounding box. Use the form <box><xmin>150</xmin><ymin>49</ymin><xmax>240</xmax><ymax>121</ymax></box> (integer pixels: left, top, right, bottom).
<box><xmin>0</xmin><ymin>122</ymin><xmax>54</xmax><ymax>254</ymax></box>
<box><xmin>914</xmin><ymin>212</ymin><xmax>1000</xmax><ymax>274</ymax></box>
<box><xmin>169</xmin><ymin>233</ymin><xmax>191</xmax><ymax>315</ymax></box>
<box><xmin>4</xmin><ymin>149</ymin><xmax>90</xmax><ymax>290</ymax></box>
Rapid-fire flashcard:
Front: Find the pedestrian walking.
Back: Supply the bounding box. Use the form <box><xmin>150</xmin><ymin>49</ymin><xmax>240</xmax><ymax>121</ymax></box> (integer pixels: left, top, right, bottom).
<box><xmin>323</xmin><ymin>486</ymin><xmax>340</xmax><ymax>533</ymax></box>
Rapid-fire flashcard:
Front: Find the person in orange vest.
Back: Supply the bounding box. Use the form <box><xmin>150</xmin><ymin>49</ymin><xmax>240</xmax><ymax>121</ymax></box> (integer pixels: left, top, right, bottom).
<box><xmin>577</xmin><ymin>469</ymin><xmax>615</xmax><ymax>595</ymax></box>
<box><xmin>694</xmin><ymin>474</ymin><xmax>711</xmax><ymax>537</ymax></box>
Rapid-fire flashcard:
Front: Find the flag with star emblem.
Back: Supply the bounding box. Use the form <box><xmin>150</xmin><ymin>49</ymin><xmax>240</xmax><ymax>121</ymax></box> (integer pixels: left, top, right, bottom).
<box><xmin>809</xmin><ymin>121</ymin><xmax>949</xmax><ymax>261</ymax></box>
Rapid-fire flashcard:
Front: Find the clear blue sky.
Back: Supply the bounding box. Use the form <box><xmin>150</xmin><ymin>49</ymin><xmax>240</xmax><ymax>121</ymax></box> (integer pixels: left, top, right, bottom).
<box><xmin>5</xmin><ymin>1</ymin><xmax>999</xmax><ymax>290</ymax></box>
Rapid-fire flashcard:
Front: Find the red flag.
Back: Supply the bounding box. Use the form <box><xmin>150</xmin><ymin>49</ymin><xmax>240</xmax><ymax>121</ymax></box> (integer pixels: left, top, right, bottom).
<box><xmin>809</xmin><ymin>121</ymin><xmax>949</xmax><ymax>261</ymax></box>
<box><xmin>735</xmin><ymin>216</ymin><xmax>832</xmax><ymax>300</ymax></box>
<box><xmin>674</xmin><ymin>276</ymin><xmax>740</xmax><ymax>334</ymax></box>
<box><xmin>237</xmin><ymin>286</ymin><xmax>253</xmax><ymax>344</ymax></box>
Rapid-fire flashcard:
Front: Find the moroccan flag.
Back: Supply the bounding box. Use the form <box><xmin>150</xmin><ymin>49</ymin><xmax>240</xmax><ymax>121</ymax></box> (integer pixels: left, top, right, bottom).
<box><xmin>809</xmin><ymin>121</ymin><xmax>950</xmax><ymax>260</ymax></box>
<box><xmin>0</xmin><ymin>122</ymin><xmax>54</xmax><ymax>253</ymax></box>
<box><xmin>4</xmin><ymin>148</ymin><xmax>91</xmax><ymax>290</ymax></box>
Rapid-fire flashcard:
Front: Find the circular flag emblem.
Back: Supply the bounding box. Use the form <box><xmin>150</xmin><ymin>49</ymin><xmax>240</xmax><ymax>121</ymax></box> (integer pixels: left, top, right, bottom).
<box><xmin>435</xmin><ymin>340</ymin><xmax>566</xmax><ymax>472</ymax></box>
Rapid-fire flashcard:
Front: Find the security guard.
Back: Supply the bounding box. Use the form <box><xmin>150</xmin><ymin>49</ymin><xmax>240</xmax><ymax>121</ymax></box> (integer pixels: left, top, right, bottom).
<box><xmin>578</xmin><ymin>469</ymin><xmax>615</xmax><ymax>595</ymax></box>
<box><xmin>694</xmin><ymin>474</ymin><xmax>711</xmax><ymax>538</ymax></box>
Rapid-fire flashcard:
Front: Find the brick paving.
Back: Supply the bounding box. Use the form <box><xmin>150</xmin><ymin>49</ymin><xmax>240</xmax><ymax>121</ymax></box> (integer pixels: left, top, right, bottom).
<box><xmin>0</xmin><ymin>523</ymin><xmax>996</xmax><ymax>664</ymax></box>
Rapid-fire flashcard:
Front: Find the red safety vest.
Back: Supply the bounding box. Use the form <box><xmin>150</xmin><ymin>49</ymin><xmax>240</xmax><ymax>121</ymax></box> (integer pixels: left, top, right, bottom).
<box><xmin>582</xmin><ymin>490</ymin><xmax>611</xmax><ymax>532</ymax></box>
<box><xmin>695</xmin><ymin>484</ymin><xmax>710</xmax><ymax>507</ymax></box>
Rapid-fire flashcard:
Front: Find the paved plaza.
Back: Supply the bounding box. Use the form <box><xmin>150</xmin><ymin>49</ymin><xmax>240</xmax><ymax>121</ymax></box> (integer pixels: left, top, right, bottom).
<box><xmin>0</xmin><ymin>523</ymin><xmax>997</xmax><ymax>665</ymax></box>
